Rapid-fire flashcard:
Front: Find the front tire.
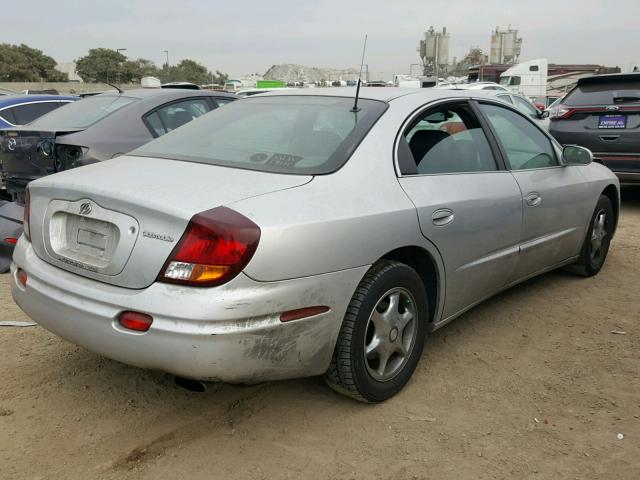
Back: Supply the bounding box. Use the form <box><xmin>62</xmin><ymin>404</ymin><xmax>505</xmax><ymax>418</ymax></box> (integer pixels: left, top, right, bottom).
<box><xmin>325</xmin><ymin>260</ymin><xmax>428</xmax><ymax>402</ymax></box>
<box><xmin>565</xmin><ymin>195</ymin><xmax>614</xmax><ymax>277</ymax></box>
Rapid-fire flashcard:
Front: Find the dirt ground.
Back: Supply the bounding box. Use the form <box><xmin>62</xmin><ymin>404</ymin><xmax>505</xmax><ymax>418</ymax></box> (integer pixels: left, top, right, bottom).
<box><xmin>1</xmin><ymin>191</ymin><xmax>639</xmax><ymax>480</ymax></box>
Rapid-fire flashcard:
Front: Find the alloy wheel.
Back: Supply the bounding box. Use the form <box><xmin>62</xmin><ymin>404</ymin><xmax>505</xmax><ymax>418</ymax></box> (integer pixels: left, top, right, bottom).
<box><xmin>590</xmin><ymin>209</ymin><xmax>608</xmax><ymax>261</ymax></box>
<box><xmin>364</xmin><ymin>287</ymin><xmax>417</xmax><ymax>382</ymax></box>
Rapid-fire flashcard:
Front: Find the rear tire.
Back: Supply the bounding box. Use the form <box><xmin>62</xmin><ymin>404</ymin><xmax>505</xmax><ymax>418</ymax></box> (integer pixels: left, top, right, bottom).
<box><xmin>564</xmin><ymin>195</ymin><xmax>614</xmax><ymax>277</ymax></box>
<box><xmin>324</xmin><ymin>260</ymin><xmax>428</xmax><ymax>403</ymax></box>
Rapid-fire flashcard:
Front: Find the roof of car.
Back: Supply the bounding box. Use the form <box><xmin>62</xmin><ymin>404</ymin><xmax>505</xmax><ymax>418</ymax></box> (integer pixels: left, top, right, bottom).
<box><xmin>94</xmin><ymin>88</ymin><xmax>237</xmax><ymax>100</ymax></box>
<box><xmin>483</xmin><ymin>90</ymin><xmax>525</xmax><ymax>98</ymax></box>
<box><xmin>0</xmin><ymin>94</ymin><xmax>78</xmax><ymax>107</ymax></box>
<box><xmin>256</xmin><ymin>87</ymin><xmax>487</xmax><ymax>103</ymax></box>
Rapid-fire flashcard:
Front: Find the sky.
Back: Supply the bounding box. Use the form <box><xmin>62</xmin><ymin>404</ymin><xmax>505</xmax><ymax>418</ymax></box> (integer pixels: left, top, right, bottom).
<box><xmin>3</xmin><ymin>0</ymin><xmax>639</xmax><ymax>79</ymax></box>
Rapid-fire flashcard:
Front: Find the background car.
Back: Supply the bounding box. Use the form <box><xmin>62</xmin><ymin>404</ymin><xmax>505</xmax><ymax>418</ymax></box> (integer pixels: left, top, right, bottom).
<box><xmin>235</xmin><ymin>87</ymin><xmax>295</xmax><ymax>97</ymax></box>
<box><xmin>161</xmin><ymin>82</ymin><xmax>201</xmax><ymax>90</ymax></box>
<box><xmin>0</xmin><ymin>88</ymin><xmax>237</xmax><ymax>272</ymax></box>
<box><xmin>0</xmin><ymin>94</ymin><xmax>78</xmax><ymax>199</ymax></box>
<box><xmin>491</xmin><ymin>91</ymin><xmax>550</xmax><ymax>129</ymax></box>
<box><xmin>0</xmin><ymin>94</ymin><xmax>77</xmax><ymax>129</ymax></box>
<box><xmin>449</xmin><ymin>82</ymin><xmax>509</xmax><ymax>91</ymax></box>
<box><xmin>21</xmin><ymin>89</ymin><xmax>60</xmax><ymax>95</ymax></box>
<box><xmin>10</xmin><ymin>88</ymin><xmax>619</xmax><ymax>402</ymax></box>
<box><xmin>0</xmin><ymin>88</ymin><xmax>237</xmax><ymax>203</ymax></box>
<box><xmin>549</xmin><ymin>72</ymin><xmax>640</xmax><ymax>185</ymax></box>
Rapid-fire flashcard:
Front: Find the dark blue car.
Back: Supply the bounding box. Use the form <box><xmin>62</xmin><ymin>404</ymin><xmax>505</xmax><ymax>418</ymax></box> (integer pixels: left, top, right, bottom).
<box><xmin>0</xmin><ymin>94</ymin><xmax>77</xmax><ymax>129</ymax></box>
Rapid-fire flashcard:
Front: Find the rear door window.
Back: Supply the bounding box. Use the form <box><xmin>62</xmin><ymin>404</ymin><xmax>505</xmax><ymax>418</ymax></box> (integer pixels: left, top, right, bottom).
<box><xmin>402</xmin><ymin>102</ymin><xmax>497</xmax><ymax>175</ymax></box>
<box><xmin>145</xmin><ymin>111</ymin><xmax>166</xmax><ymax>136</ymax></box>
<box><xmin>11</xmin><ymin>102</ymin><xmax>61</xmax><ymax>125</ymax></box>
<box><xmin>147</xmin><ymin>98</ymin><xmax>213</xmax><ymax>136</ymax></box>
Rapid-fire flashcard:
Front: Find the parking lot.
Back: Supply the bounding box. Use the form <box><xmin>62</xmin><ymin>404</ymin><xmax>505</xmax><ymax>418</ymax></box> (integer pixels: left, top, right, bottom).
<box><xmin>0</xmin><ymin>189</ymin><xmax>636</xmax><ymax>479</ymax></box>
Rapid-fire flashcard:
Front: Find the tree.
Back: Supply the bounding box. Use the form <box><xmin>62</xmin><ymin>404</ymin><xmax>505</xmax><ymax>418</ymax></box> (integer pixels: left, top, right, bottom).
<box><xmin>125</xmin><ymin>58</ymin><xmax>160</xmax><ymax>82</ymax></box>
<box><xmin>0</xmin><ymin>43</ymin><xmax>68</xmax><ymax>81</ymax></box>
<box><xmin>75</xmin><ymin>48</ymin><xmax>129</xmax><ymax>84</ymax></box>
<box><xmin>76</xmin><ymin>49</ymin><xmax>228</xmax><ymax>86</ymax></box>
<box><xmin>159</xmin><ymin>59</ymin><xmax>207</xmax><ymax>84</ymax></box>
<box><xmin>159</xmin><ymin>59</ymin><xmax>228</xmax><ymax>85</ymax></box>
<box><xmin>211</xmin><ymin>70</ymin><xmax>229</xmax><ymax>85</ymax></box>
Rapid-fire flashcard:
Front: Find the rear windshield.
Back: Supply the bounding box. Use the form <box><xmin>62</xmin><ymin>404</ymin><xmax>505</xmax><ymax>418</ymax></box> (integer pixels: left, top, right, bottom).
<box><xmin>132</xmin><ymin>95</ymin><xmax>387</xmax><ymax>175</ymax></box>
<box><xmin>29</xmin><ymin>95</ymin><xmax>137</xmax><ymax>128</ymax></box>
<box><xmin>564</xmin><ymin>80</ymin><xmax>640</xmax><ymax>106</ymax></box>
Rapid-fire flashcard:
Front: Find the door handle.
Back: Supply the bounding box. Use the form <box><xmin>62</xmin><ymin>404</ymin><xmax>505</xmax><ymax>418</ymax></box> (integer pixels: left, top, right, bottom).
<box><xmin>525</xmin><ymin>192</ymin><xmax>542</xmax><ymax>207</ymax></box>
<box><xmin>432</xmin><ymin>208</ymin><xmax>455</xmax><ymax>226</ymax></box>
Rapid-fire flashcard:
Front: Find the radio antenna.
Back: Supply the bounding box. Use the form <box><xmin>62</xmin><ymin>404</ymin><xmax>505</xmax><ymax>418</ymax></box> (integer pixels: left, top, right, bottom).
<box><xmin>351</xmin><ymin>34</ymin><xmax>368</xmax><ymax>113</ymax></box>
<box><xmin>103</xmin><ymin>81</ymin><xmax>123</xmax><ymax>94</ymax></box>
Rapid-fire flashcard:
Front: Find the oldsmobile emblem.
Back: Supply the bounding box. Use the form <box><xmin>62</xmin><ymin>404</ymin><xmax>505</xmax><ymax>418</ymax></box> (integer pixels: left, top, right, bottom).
<box><xmin>143</xmin><ymin>231</ymin><xmax>174</xmax><ymax>242</ymax></box>
<box><xmin>605</xmin><ymin>105</ymin><xmax>619</xmax><ymax>111</ymax></box>
<box><xmin>79</xmin><ymin>202</ymin><xmax>92</xmax><ymax>215</ymax></box>
<box><xmin>7</xmin><ymin>138</ymin><xmax>16</xmax><ymax>151</ymax></box>
<box><xmin>58</xmin><ymin>256</ymin><xmax>98</xmax><ymax>272</ymax></box>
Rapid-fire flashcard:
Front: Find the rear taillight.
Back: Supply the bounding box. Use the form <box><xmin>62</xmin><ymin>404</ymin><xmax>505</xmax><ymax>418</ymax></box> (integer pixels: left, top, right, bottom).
<box><xmin>23</xmin><ymin>188</ymin><xmax>30</xmax><ymax>241</ymax></box>
<box><xmin>54</xmin><ymin>145</ymin><xmax>86</xmax><ymax>170</ymax></box>
<box><xmin>549</xmin><ymin>104</ymin><xmax>573</xmax><ymax>119</ymax></box>
<box><xmin>158</xmin><ymin>207</ymin><xmax>261</xmax><ymax>287</ymax></box>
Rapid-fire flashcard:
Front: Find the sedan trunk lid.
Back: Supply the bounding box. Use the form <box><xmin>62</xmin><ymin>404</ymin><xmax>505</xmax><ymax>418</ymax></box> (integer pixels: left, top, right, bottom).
<box><xmin>27</xmin><ymin>155</ymin><xmax>312</xmax><ymax>289</ymax></box>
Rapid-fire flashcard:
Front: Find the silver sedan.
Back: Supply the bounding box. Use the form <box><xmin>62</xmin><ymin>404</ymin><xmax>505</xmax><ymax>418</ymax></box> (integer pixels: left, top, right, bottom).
<box><xmin>11</xmin><ymin>88</ymin><xmax>619</xmax><ymax>402</ymax></box>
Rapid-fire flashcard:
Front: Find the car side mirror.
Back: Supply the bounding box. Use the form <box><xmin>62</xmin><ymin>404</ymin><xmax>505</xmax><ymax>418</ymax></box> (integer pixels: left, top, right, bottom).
<box><xmin>539</xmin><ymin>110</ymin><xmax>550</xmax><ymax>119</ymax></box>
<box><xmin>563</xmin><ymin>145</ymin><xmax>592</xmax><ymax>165</ymax></box>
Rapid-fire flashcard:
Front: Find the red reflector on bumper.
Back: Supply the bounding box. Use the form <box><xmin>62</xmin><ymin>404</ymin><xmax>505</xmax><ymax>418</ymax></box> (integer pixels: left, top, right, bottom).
<box><xmin>118</xmin><ymin>311</ymin><xmax>153</xmax><ymax>332</ymax></box>
<box><xmin>17</xmin><ymin>269</ymin><xmax>27</xmax><ymax>287</ymax></box>
<box><xmin>4</xmin><ymin>237</ymin><xmax>18</xmax><ymax>244</ymax></box>
<box><xmin>280</xmin><ymin>306</ymin><xmax>330</xmax><ymax>323</ymax></box>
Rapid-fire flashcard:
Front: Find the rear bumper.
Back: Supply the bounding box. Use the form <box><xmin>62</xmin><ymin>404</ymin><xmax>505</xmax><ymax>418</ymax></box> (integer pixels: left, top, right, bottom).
<box><xmin>613</xmin><ymin>171</ymin><xmax>640</xmax><ymax>186</ymax></box>
<box><xmin>592</xmin><ymin>154</ymin><xmax>640</xmax><ymax>185</ymax></box>
<box><xmin>11</xmin><ymin>239</ymin><xmax>367</xmax><ymax>382</ymax></box>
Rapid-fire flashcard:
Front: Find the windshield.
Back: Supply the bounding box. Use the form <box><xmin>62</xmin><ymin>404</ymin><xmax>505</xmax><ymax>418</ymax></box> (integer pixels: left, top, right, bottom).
<box><xmin>499</xmin><ymin>76</ymin><xmax>510</xmax><ymax>85</ymax></box>
<box><xmin>29</xmin><ymin>95</ymin><xmax>137</xmax><ymax>128</ymax></box>
<box><xmin>132</xmin><ymin>95</ymin><xmax>388</xmax><ymax>175</ymax></box>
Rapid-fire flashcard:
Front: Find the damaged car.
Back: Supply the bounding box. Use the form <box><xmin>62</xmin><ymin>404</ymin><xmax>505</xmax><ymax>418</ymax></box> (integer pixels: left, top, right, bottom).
<box><xmin>0</xmin><ymin>88</ymin><xmax>236</xmax><ymax>272</ymax></box>
<box><xmin>11</xmin><ymin>88</ymin><xmax>619</xmax><ymax>402</ymax></box>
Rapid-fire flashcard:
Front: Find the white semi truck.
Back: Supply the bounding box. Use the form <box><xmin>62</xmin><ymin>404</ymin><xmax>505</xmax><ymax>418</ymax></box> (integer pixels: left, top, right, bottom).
<box><xmin>499</xmin><ymin>59</ymin><xmax>548</xmax><ymax>98</ymax></box>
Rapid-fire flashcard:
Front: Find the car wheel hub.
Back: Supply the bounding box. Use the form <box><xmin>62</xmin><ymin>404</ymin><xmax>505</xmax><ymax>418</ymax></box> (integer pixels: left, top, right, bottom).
<box><xmin>364</xmin><ymin>287</ymin><xmax>417</xmax><ymax>382</ymax></box>
<box><xmin>590</xmin><ymin>210</ymin><xmax>608</xmax><ymax>260</ymax></box>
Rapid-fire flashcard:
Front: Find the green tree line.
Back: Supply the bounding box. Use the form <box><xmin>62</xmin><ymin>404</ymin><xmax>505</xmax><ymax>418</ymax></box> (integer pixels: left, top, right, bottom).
<box><xmin>0</xmin><ymin>43</ymin><xmax>68</xmax><ymax>81</ymax></box>
<box><xmin>0</xmin><ymin>44</ymin><xmax>228</xmax><ymax>85</ymax></box>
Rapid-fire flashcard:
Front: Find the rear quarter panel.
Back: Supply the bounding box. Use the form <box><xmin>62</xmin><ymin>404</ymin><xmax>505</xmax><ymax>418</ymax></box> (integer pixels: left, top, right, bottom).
<box><xmin>575</xmin><ymin>161</ymin><xmax>621</xmax><ymax>231</ymax></box>
<box><xmin>231</xmin><ymin>98</ymin><xmax>446</xmax><ymax>290</ymax></box>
